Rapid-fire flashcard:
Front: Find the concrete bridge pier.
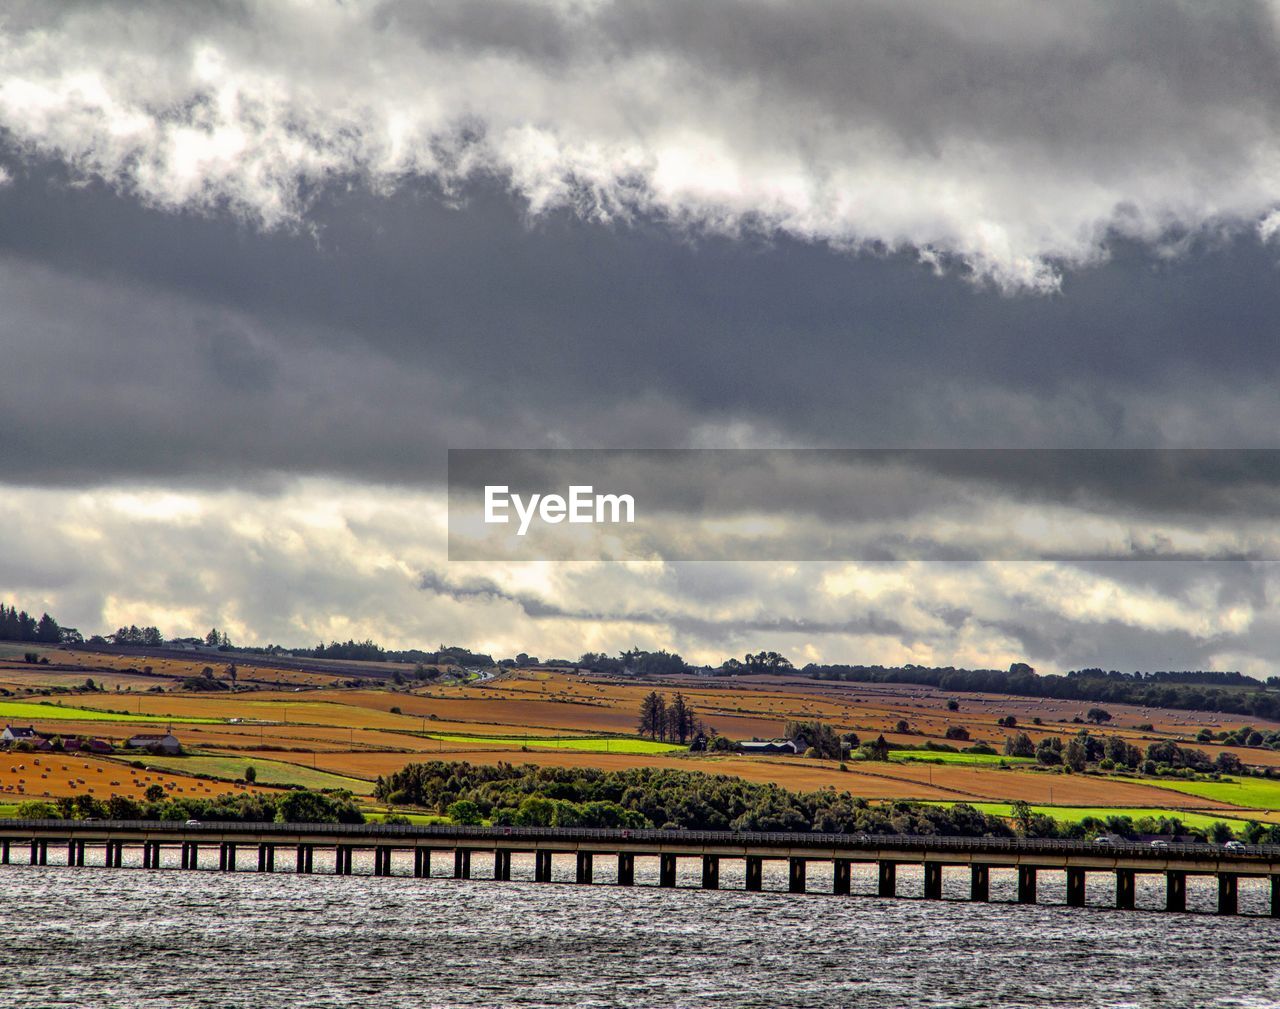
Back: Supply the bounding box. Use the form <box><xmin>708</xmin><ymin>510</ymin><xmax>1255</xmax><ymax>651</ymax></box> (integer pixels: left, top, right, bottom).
<box><xmin>701</xmin><ymin>855</ymin><xmax>719</xmax><ymax>890</ymax></box>
<box><xmin>617</xmin><ymin>853</ymin><xmax>634</xmax><ymax>886</ymax></box>
<box><xmin>970</xmin><ymin>865</ymin><xmax>990</xmax><ymax>902</ymax></box>
<box><xmin>833</xmin><ymin>858</ymin><xmax>852</xmax><ymax>895</ymax></box>
<box><xmin>374</xmin><ymin>846</ymin><xmax>392</xmax><ymax>877</ymax></box>
<box><xmin>219</xmin><ymin>843</ymin><xmax>237</xmax><ymax>872</ymax></box>
<box><xmin>1066</xmin><ymin>867</ymin><xmax>1087</xmax><ymax>908</ymax></box>
<box><xmin>454</xmin><ymin>849</ymin><xmax>471</xmax><ymax>879</ymax></box>
<box><xmin>297</xmin><ymin>844</ymin><xmax>314</xmax><ymax>874</ymax></box>
<box><xmin>1166</xmin><ymin>871</ymin><xmax>1186</xmax><ymax>912</ymax></box>
<box><xmin>105</xmin><ymin>842</ymin><xmax>122</xmax><ymax>868</ymax></box>
<box><xmin>1116</xmin><ymin>869</ymin><xmax>1136</xmax><ymax>910</ymax></box>
<box><xmin>659</xmin><ymin>853</ymin><xmax>678</xmax><ymax>887</ymax></box>
<box><xmin>788</xmin><ymin>858</ymin><xmax>807</xmax><ymax>894</ymax></box>
<box><xmin>257</xmin><ymin>844</ymin><xmax>275</xmax><ymax>873</ymax></box>
<box><xmin>923</xmin><ymin>862</ymin><xmax>943</xmax><ymax>900</ymax></box>
<box><xmin>67</xmin><ymin>840</ymin><xmax>85</xmax><ymax>867</ymax></box>
<box><xmin>335</xmin><ymin>845</ymin><xmax>353</xmax><ymax>876</ymax></box>
<box><xmin>493</xmin><ymin>850</ymin><xmax>511</xmax><ymax>881</ymax></box>
<box><xmin>534</xmin><ymin>850</ymin><xmax>553</xmax><ymax>883</ymax></box>
<box><xmin>2</xmin><ymin>839</ymin><xmax>8</xmax><ymax>864</ymax></box>
<box><xmin>180</xmin><ymin>842</ymin><xmax>196</xmax><ymax>869</ymax></box>
<box><xmin>877</xmin><ymin>861</ymin><xmax>896</xmax><ymax>898</ymax></box>
<box><xmin>1218</xmin><ymin>874</ymin><xmax>1238</xmax><ymax>916</ymax></box>
<box><xmin>745</xmin><ymin>856</ymin><xmax>763</xmax><ymax>892</ymax></box>
<box><xmin>1271</xmin><ymin>876</ymin><xmax>1280</xmax><ymax>918</ymax></box>
<box><xmin>142</xmin><ymin>842</ymin><xmax>157</xmax><ymax>869</ymax></box>
<box><xmin>414</xmin><ymin>848</ymin><xmax>430</xmax><ymax>878</ymax></box>
<box><xmin>1017</xmin><ymin>866</ymin><xmax>1037</xmax><ymax>904</ymax></box>
<box><xmin>30</xmin><ymin>840</ymin><xmax>47</xmax><ymax>866</ymax></box>
<box><xmin>576</xmin><ymin>852</ymin><xmax>593</xmax><ymax>884</ymax></box>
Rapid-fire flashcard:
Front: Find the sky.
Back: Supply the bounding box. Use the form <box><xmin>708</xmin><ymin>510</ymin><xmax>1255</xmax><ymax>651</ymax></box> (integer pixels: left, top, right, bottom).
<box><xmin>3</xmin><ymin>0</ymin><xmax>1280</xmax><ymax>674</ymax></box>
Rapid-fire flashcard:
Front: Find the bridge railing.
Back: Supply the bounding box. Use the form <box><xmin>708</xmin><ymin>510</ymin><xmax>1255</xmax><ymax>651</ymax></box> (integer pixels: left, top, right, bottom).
<box><xmin>2</xmin><ymin>819</ymin><xmax>1277</xmax><ymax>862</ymax></box>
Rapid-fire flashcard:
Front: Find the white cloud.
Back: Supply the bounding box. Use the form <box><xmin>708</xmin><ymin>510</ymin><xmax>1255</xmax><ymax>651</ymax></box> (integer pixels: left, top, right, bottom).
<box><xmin>0</xmin><ymin>478</ymin><xmax>1274</xmax><ymax>672</ymax></box>
<box><xmin>5</xmin><ymin>1</ymin><xmax>1280</xmax><ymax>288</ymax></box>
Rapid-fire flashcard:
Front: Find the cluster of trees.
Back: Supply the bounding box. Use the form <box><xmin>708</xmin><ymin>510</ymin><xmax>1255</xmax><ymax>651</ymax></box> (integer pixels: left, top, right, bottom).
<box><xmin>804</xmin><ymin>662</ymin><xmax>1280</xmax><ymax>721</ymax></box>
<box><xmin>1006</xmin><ymin>800</ymin><xmax>1269</xmax><ymax>843</ymax></box>
<box><xmin>579</xmin><ymin>649</ymin><xmax>693</xmax><ymax>677</ymax></box>
<box><xmin>204</xmin><ymin>628</ymin><xmax>233</xmax><ymax>648</ymax></box>
<box><xmin>181</xmin><ymin>665</ymin><xmax>237</xmax><ymax>691</ymax></box>
<box><xmin>372</xmin><ymin>761</ymin><xmax>1275</xmax><ymax>841</ymax></box>
<box><xmin>407</xmin><ymin>646</ymin><xmax>495</xmax><ymax>667</ymax></box>
<box><xmin>717</xmin><ymin>651</ymin><xmax>795</xmax><ymax>674</ymax></box>
<box><xmin>1197</xmin><ymin>724</ymin><xmax>1280</xmax><ymax>751</ymax></box>
<box><xmin>15</xmin><ymin>788</ymin><xmax>364</xmax><ymax>823</ymax></box>
<box><xmin>108</xmin><ymin>625</ymin><xmax>165</xmax><ymax>647</ymax></box>
<box><xmin>1068</xmin><ymin>668</ymin><xmax>1265</xmax><ymax>687</ymax></box>
<box><xmin>372</xmin><ymin>760</ymin><xmax>1016</xmax><ymax>835</ymax></box>
<box><xmin>637</xmin><ymin>691</ymin><xmax>703</xmax><ymax>744</ymax></box>
<box><xmin>305</xmin><ymin>639</ymin><xmax>385</xmax><ymax>662</ymax></box>
<box><xmin>0</xmin><ymin>604</ymin><xmax>64</xmax><ymax>644</ymax></box>
<box><xmin>1003</xmin><ymin>729</ymin><xmax>1247</xmax><ymax>776</ymax></box>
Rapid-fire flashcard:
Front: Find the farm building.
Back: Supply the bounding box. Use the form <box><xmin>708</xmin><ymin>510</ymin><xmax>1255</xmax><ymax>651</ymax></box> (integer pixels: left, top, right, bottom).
<box><xmin>738</xmin><ymin>738</ymin><xmax>802</xmax><ymax>755</ymax></box>
<box><xmin>1</xmin><ymin>725</ymin><xmax>38</xmax><ymax>744</ymax></box>
<box><xmin>125</xmin><ymin>732</ymin><xmax>181</xmax><ymax>755</ymax></box>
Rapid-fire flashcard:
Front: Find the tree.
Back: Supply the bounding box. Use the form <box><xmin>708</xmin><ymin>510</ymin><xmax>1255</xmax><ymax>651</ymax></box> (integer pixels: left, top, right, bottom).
<box><xmin>638</xmin><ymin>691</ymin><xmax>666</xmax><ymax>740</ymax></box>
<box><xmin>17</xmin><ymin>799</ymin><xmax>58</xmax><ymax>818</ymax></box>
<box><xmin>1004</xmin><ymin>732</ymin><xmax>1035</xmax><ymax>758</ymax></box>
<box><xmin>145</xmin><ymin>784</ymin><xmax>167</xmax><ymax>802</ymax></box>
<box><xmin>667</xmin><ymin>692</ymin><xmax>695</xmax><ymax>744</ymax></box>
<box><xmin>206</xmin><ymin>628</ymin><xmax>221</xmax><ymax>647</ymax></box>
<box><xmin>34</xmin><ymin>613</ymin><xmax>61</xmax><ymax>644</ymax></box>
<box><xmin>944</xmin><ymin>725</ymin><xmax>970</xmax><ymax>742</ymax></box>
<box><xmin>946</xmin><ymin>699</ymin><xmax>960</xmax><ymax>711</ymax></box>
<box><xmin>275</xmin><ymin>789</ymin><xmax>364</xmax><ymax>824</ymax></box>
<box><xmin>446</xmin><ymin>799</ymin><xmax>484</xmax><ymax>825</ymax></box>
<box><xmin>244</xmin><ymin>766</ymin><xmax>257</xmax><ymax>783</ymax></box>
<box><xmin>1064</xmin><ymin>736</ymin><xmax>1087</xmax><ymax>772</ymax></box>
<box><xmin>1086</xmin><ymin>707</ymin><xmax>1112</xmax><ymax>725</ymax></box>
<box><xmin>1010</xmin><ymin>799</ymin><xmax>1035</xmax><ymax>836</ymax></box>
<box><xmin>1209</xmin><ymin>821</ymin><xmax>1235</xmax><ymax>844</ymax></box>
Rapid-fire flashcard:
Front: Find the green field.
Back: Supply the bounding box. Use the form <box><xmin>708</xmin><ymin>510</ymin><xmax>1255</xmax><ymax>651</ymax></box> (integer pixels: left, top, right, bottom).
<box><xmin>423</xmin><ymin>733</ymin><xmax>685</xmax><ymax>755</ymax></box>
<box><xmin>889</xmin><ymin>750</ymin><xmax>1034</xmax><ymax>766</ymax></box>
<box><xmin>1131</xmin><ymin>776</ymin><xmax>1280</xmax><ymax>811</ymax></box>
<box><xmin>106</xmin><ymin>754</ymin><xmax>370</xmax><ymax>793</ymax></box>
<box><xmin>0</xmin><ymin>700</ymin><xmax>220</xmax><ymax>724</ymax></box>
<box><xmin>363</xmin><ymin>809</ymin><xmax>452</xmax><ymax>825</ymax></box>
<box><xmin>930</xmin><ymin>801</ymin><xmax>1254</xmax><ymax>830</ymax></box>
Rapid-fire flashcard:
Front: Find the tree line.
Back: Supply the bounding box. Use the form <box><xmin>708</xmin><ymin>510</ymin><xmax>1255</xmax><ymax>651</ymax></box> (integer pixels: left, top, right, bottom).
<box><xmin>0</xmin><ymin>603</ymin><xmax>65</xmax><ymax>644</ymax></box>
<box><xmin>803</xmin><ymin>661</ymin><xmax>1280</xmax><ymax>722</ymax></box>
<box><xmin>14</xmin><ymin>788</ymin><xmax>364</xmax><ymax>824</ymax></box>
<box><xmin>368</xmin><ymin>760</ymin><xmax>1269</xmax><ymax>840</ymax></box>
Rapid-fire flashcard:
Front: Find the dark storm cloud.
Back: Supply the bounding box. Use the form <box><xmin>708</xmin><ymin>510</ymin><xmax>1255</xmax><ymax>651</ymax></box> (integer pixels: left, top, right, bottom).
<box><xmin>7</xmin><ymin>159</ymin><xmax>1280</xmax><ymax>493</ymax></box>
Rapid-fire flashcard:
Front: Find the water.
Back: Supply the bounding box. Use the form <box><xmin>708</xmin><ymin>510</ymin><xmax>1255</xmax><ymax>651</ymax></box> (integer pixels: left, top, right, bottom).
<box><xmin>2</xmin><ymin>852</ymin><xmax>1278</xmax><ymax>1007</ymax></box>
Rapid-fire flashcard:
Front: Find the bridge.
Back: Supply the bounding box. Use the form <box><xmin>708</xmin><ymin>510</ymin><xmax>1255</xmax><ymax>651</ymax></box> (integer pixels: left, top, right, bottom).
<box><xmin>4</xmin><ymin>819</ymin><xmax>1279</xmax><ymax>916</ymax></box>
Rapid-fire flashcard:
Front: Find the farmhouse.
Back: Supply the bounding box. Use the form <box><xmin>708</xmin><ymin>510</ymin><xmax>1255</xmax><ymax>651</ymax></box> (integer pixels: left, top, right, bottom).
<box><xmin>738</xmin><ymin>738</ymin><xmax>802</xmax><ymax>756</ymax></box>
<box><xmin>126</xmin><ymin>732</ymin><xmax>181</xmax><ymax>755</ymax></box>
<box><xmin>1</xmin><ymin>725</ymin><xmax>37</xmax><ymax>744</ymax></box>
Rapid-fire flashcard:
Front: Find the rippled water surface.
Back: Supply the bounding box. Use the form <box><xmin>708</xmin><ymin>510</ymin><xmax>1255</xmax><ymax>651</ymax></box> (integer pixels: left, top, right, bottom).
<box><xmin>3</xmin><ymin>853</ymin><xmax>1279</xmax><ymax>1008</ymax></box>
